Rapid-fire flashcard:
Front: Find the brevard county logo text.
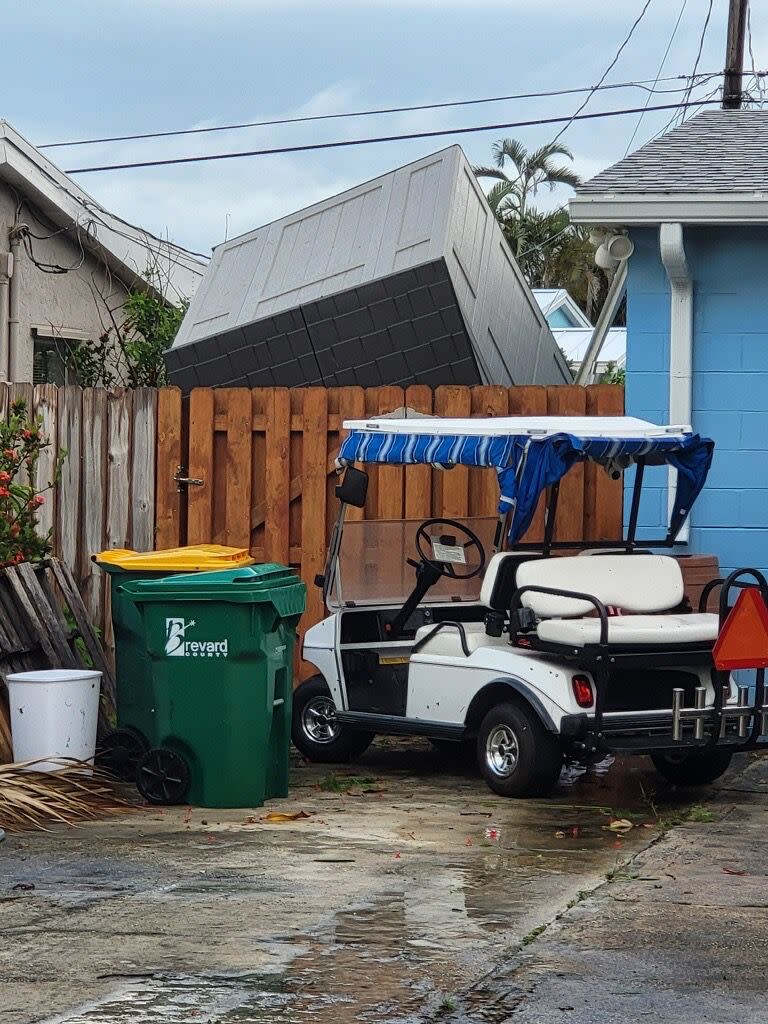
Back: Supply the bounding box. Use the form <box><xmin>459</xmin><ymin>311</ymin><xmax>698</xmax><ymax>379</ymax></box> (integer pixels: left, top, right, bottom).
<box><xmin>165</xmin><ymin>618</ymin><xmax>229</xmax><ymax>658</ymax></box>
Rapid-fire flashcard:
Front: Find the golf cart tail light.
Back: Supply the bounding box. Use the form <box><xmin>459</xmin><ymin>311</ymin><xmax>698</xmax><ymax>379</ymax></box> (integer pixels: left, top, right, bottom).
<box><xmin>571</xmin><ymin>675</ymin><xmax>594</xmax><ymax>708</ymax></box>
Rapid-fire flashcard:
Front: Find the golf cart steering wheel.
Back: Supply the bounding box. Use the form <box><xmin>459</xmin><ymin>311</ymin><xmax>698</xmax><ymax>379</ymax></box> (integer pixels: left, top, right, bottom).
<box><xmin>415</xmin><ymin>518</ymin><xmax>486</xmax><ymax>580</ymax></box>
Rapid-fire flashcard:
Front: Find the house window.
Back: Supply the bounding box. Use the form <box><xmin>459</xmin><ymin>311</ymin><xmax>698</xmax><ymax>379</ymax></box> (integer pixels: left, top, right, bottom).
<box><xmin>31</xmin><ymin>326</ymin><xmax>89</xmax><ymax>386</ymax></box>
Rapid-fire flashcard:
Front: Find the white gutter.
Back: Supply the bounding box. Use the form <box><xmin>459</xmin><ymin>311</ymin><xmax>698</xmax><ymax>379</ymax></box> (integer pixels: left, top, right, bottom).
<box><xmin>659</xmin><ymin>222</ymin><xmax>692</xmax><ymax>543</ymax></box>
<box><xmin>0</xmin><ymin>250</ymin><xmax>11</xmax><ymax>381</ymax></box>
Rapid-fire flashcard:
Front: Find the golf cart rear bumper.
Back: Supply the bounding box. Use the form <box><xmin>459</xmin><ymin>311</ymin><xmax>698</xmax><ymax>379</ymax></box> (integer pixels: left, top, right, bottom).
<box><xmin>562</xmin><ymin>701</ymin><xmax>768</xmax><ymax>756</ymax></box>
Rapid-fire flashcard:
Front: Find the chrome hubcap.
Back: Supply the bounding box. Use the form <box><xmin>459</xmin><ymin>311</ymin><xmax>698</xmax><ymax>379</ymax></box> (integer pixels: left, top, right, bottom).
<box><xmin>486</xmin><ymin>724</ymin><xmax>519</xmax><ymax>778</ymax></box>
<box><xmin>302</xmin><ymin>696</ymin><xmax>340</xmax><ymax>744</ymax></box>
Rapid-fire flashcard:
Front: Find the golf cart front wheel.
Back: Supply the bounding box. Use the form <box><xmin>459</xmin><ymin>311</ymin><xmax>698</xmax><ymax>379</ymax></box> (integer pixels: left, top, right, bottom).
<box><xmin>651</xmin><ymin>749</ymin><xmax>732</xmax><ymax>786</ymax></box>
<box><xmin>136</xmin><ymin>747</ymin><xmax>191</xmax><ymax>805</ymax></box>
<box><xmin>477</xmin><ymin>701</ymin><xmax>563</xmax><ymax>797</ymax></box>
<box><xmin>292</xmin><ymin>675</ymin><xmax>374</xmax><ymax>763</ymax></box>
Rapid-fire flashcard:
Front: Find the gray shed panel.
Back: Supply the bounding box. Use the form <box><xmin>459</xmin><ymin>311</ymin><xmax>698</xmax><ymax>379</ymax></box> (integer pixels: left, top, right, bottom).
<box><xmin>170</xmin><ymin>146</ymin><xmax>570</xmax><ymax>389</ymax></box>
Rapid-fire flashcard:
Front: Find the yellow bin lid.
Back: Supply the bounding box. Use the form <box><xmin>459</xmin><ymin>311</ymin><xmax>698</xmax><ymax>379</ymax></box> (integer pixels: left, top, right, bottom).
<box><xmin>93</xmin><ymin>544</ymin><xmax>255</xmax><ymax>571</ymax></box>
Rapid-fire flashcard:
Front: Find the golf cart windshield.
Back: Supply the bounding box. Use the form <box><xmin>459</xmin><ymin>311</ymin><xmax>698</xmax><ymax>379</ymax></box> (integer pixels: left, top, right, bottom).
<box><xmin>329</xmin><ymin>516</ymin><xmax>498</xmax><ymax>609</ymax></box>
<box><xmin>338</xmin><ymin>415</ymin><xmax>714</xmax><ymax>543</ymax></box>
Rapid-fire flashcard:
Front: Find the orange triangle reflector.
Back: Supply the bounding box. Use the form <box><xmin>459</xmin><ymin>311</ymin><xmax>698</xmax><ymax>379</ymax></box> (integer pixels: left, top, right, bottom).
<box><xmin>713</xmin><ymin>587</ymin><xmax>768</xmax><ymax>671</ymax></box>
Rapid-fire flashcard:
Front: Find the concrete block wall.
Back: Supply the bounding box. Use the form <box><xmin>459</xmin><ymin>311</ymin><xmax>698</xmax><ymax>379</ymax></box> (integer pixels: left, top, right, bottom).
<box><xmin>625</xmin><ymin>225</ymin><xmax>768</xmax><ymax>577</ymax></box>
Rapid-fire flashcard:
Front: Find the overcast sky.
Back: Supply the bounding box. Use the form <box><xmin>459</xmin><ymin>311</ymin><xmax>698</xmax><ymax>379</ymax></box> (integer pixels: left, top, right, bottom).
<box><xmin>5</xmin><ymin>0</ymin><xmax>764</xmax><ymax>256</ymax></box>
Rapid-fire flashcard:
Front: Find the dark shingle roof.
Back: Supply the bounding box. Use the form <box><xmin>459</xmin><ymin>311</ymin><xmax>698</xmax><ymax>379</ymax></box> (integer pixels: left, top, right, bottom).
<box><xmin>577</xmin><ymin>110</ymin><xmax>768</xmax><ymax>195</ymax></box>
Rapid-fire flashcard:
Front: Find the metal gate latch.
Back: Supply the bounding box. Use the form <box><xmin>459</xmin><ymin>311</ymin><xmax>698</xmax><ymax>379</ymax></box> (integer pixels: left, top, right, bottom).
<box><xmin>174</xmin><ymin>465</ymin><xmax>204</xmax><ymax>491</ymax></box>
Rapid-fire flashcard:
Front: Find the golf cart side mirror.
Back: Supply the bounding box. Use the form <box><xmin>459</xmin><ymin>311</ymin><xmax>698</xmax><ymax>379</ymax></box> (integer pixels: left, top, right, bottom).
<box><xmin>335</xmin><ymin>467</ymin><xmax>368</xmax><ymax>508</ymax></box>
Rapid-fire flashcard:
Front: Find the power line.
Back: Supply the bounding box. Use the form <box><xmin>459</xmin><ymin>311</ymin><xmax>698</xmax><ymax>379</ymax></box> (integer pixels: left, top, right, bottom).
<box><xmin>40</xmin><ymin>72</ymin><xmax>720</xmax><ymax>150</ymax></box>
<box><xmin>64</xmin><ymin>97</ymin><xmax>726</xmax><ymax>175</ymax></box>
<box><xmin>678</xmin><ymin>0</ymin><xmax>715</xmax><ymax>124</ymax></box>
<box><xmin>624</xmin><ymin>0</ymin><xmax>689</xmax><ymax>156</ymax></box>
<box><xmin>551</xmin><ymin>0</ymin><xmax>655</xmax><ymax>144</ymax></box>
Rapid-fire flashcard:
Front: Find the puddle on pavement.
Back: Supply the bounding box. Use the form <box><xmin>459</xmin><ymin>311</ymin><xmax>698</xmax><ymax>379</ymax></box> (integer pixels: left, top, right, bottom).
<box><xmin>35</xmin><ymin>753</ymin><xmax>679</xmax><ymax>1024</ymax></box>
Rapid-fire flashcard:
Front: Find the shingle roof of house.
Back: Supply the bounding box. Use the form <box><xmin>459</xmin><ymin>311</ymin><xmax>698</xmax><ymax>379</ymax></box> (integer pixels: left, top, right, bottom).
<box><xmin>577</xmin><ymin>110</ymin><xmax>768</xmax><ymax>195</ymax></box>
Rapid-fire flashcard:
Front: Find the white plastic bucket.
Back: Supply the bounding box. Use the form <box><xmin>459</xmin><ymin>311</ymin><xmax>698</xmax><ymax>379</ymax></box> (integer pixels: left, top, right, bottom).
<box><xmin>6</xmin><ymin>669</ymin><xmax>102</xmax><ymax>772</ymax></box>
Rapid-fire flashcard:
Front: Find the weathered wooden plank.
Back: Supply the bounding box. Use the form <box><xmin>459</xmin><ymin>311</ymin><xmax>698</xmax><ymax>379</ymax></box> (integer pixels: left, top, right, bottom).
<box><xmin>187</xmin><ymin>389</ymin><xmax>215</xmax><ymax>544</ymax></box>
<box><xmin>5</xmin><ymin>567</ymin><xmax>58</xmax><ymax>664</ymax></box>
<box><xmin>434</xmin><ymin>386</ymin><xmax>471</xmax><ymax>517</ymax></box>
<box><xmin>48</xmin><ymin>558</ymin><xmax>116</xmax><ymax>722</ymax></box>
<box><xmin>402</xmin><ymin>384</ymin><xmax>433</xmax><ymax>520</ymax></box>
<box><xmin>32</xmin><ymin>384</ymin><xmax>58</xmax><ymax>542</ymax></box>
<box><xmin>336</xmin><ymin>387</ymin><xmax>366</xmax><ymax>523</ymax></box>
<box><xmin>265</xmin><ymin>388</ymin><xmax>291</xmax><ymax>563</ymax></box>
<box><xmin>470</xmin><ymin>386</ymin><xmax>508</xmax><ymax>517</ymax></box>
<box><xmin>56</xmin><ymin>385</ymin><xmax>82</xmax><ymax>575</ymax></box>
<box><xmin>300</xmin><ymin>388</ymin><xmax>328</xmax><ymax>649</ymax></box>
<box><xmin>80</xmin><ymin>388</ymin><xmax>108</xmax><ymax>622</ymax></box>
<box><xmin>0</xmin><ymin>383</ymin><xmax>9</xmax><ymax>422</ymax></box>
<box><xmin>155</xmin><ymin>387</ymin><xmax>182</xmax><ymax>550</ymax></box>
<box><xmin>376</xmin><ymin>386</ymin><xmax>405</xmax><ymax>519</ymax></box>
<box><xmin>546</xmin><ymin>385</ymin><xmax>587</xmax><ymax>543</ymax></box>
<box><xmin>584</xmin><ymin>384</ymin><xmax>625</xmax><ymax>542</ymax></box>
<box><xmin>130</xmin><ymin>388</ymin><xmax>157</xmax><ymax>553</ymax></box>
<box><xmin>223</xmin><ymin>388</ymin><xmax>253</xmax><ymax>549</ymax></box>
<box><xmin>16</xmin><ymin>562</ymin><xmax>76</xmax><ymax>668</ymax></box>
<box><xmin>9</xmin><ymin>382</ymin><xmax>33</xmax><ymax>414</ymax></box>
<box><xmin>105</xmin><ymin>389</ymin><xmax>132</xmax><ymax>550</ymax></box>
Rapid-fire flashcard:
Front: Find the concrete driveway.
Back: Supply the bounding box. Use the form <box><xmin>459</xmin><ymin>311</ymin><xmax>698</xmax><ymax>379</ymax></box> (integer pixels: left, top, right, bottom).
<box><xmin>1</xmin><ymin>739</ymin><xmax>703</xmax><ymax>1024</ymax></box>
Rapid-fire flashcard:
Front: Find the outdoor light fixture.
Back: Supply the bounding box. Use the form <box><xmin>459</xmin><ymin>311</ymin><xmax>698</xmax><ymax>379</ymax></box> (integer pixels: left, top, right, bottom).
<box><xmin>594</xmin><ymin>232</ymin><xmax>635</xmax><ymax>271</ymax></box>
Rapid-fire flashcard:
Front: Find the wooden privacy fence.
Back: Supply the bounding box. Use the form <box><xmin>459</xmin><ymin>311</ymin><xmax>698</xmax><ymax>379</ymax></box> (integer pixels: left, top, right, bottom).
<box><xmin>156</xmin><ymin>383</ymin><xmax>625</xmax><ymax>671</ymax></box>
<box><xmin>0</xmin><ymin>383</ymin><xmax>158</xmax><ymax>661</ymax></box>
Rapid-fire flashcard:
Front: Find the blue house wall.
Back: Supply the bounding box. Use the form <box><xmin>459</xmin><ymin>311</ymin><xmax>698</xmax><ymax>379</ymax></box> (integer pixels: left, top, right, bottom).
<box><xmin>625</xmin><ymin>225</ymin><xmax>768</xmax><ymax>577</ymax></box>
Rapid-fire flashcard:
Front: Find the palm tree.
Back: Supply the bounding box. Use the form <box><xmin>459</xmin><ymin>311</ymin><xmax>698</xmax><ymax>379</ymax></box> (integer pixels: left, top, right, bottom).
<box><xmin>473</xmin><ymin>138</ymin><xmax>581</xmax><ymax>226</ymax></box>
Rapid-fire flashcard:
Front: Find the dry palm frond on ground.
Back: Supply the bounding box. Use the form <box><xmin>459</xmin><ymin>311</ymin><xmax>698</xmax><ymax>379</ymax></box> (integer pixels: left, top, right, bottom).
<box><xmin>0</xmin><ymin>759</ymin><xmax>132</xmax><ymax>833</ymax></box>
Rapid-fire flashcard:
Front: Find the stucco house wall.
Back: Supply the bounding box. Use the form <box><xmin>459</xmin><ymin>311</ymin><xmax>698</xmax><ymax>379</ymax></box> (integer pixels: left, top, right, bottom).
<box><xmin>0</xmin><ymin>182</ymin><xmax>133</xmax><ymax>383</ymax></box>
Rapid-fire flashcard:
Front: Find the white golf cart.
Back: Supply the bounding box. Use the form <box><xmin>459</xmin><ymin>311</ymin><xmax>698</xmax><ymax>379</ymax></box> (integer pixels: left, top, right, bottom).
<box><xmin>293</xmin><ymin>414</ymin><xmax>768</xmax><ymax>797</ymax></box>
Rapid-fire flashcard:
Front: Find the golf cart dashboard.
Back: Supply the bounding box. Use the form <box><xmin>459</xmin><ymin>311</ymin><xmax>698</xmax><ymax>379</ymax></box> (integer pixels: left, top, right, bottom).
<box><xmin>339</xmin><ymin>603</ymin><xmax>485</xmax><ymax>644</ymax></box>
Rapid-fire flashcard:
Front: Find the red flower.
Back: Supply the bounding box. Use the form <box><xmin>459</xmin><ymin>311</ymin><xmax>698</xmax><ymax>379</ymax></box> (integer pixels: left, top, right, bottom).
<box><xmin>0</xmin><ymin>472</ymin><xmax>10</xmax><ymax>483</ymax></box>
<box><xmin>31</xmin><ymin>494</ymin><xmax>44</xmax><ymax>507</ymax></box>
<box><xmin>9</xmin><ymin>523</ymin><xmax>19</xmax><ymax>537</ymax></box>
<box><xmin>13</xmin><ymin>552</ymin><xmax>24</xmax><ymax>563</ymax></box>
<box><xmin>0</xmin><ymin>487</ymin><xmax>10</xmax><ymax>498</ymax></box>
<box><xmin>3</xmin><ymin>449</ymin><xmax>14</xmax><ymax>460</ymax></box>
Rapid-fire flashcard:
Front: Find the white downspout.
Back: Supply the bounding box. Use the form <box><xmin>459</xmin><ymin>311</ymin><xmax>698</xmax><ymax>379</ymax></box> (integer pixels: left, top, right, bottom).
<box><xmin>659</xmin><ymin>222</ymin><xmax>693</xmax><ymax>543</ymax></box>
<box><xmin>0</xmin><ymin>249</ymin><xmax>11</xmax><ymax>382</ymax></box>
<box><xmin>8</xmin><ymin>229</ymin><xmax>23</xmax><ymax>383</ymax></box>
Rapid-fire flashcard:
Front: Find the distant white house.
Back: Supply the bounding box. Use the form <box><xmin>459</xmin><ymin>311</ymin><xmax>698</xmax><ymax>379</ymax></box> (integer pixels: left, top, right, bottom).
<box><xmin>0</xmin><ymin>120</ymin><xmax>206</xmax><ymax>384</ymax></box>
<box><xmin>532</xmin><ymin>287</ymin><xmax>626</xmax><ymax>378</ymax></box>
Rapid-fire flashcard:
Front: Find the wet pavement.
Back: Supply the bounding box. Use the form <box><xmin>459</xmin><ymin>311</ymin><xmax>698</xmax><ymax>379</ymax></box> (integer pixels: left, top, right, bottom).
<box><xmin>0</xmin><ymin>739</ymin><xmax>716</xmax><ymax>1024</ymax></box>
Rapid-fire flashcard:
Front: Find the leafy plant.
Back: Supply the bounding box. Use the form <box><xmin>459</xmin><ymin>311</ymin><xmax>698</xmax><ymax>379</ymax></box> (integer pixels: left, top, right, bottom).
<box><xmin>0</xmin><ymin>400</ymin><xmax>65</xmax><ymax>566</ymax></box>
<box><xmin>602</xmin><ymin>361</ymin><xmax>626</xmax><ymax>386</ymax></box>
<box><xmin>69</xmin><ymin>285</ymin><xmax>188</xmax><ymax>389</ymax></box>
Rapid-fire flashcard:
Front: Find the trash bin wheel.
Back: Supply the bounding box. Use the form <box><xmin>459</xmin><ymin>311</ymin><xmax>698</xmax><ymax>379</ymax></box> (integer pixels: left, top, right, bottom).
<box><xmin>136</xmin><ymin>747</ymin><xmax>191</xmax><ymax>805</ymax></box>
<box><xmin>97</xmin><ymin>727</ymin><xmax>150</xmax><ymax>782</ymax></box>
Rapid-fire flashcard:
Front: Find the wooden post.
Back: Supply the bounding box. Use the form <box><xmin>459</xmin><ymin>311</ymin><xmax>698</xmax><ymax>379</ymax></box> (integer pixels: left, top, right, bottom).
<box><xmin>723</xmin><ymin>0</ymin><xmax>748</xmax><ymax>109</ymax></box>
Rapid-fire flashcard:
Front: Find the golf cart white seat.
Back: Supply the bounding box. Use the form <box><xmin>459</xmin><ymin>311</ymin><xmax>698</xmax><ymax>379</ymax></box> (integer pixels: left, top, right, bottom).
<box><xmin>412</xmin><ymin>552</ymin><xmax>536</xmax><ymax>657</ymax></box>
<box><xmin>514</xmin><ymin>555</ymin><xmax>719</xmax><ymax>648</ymax></box>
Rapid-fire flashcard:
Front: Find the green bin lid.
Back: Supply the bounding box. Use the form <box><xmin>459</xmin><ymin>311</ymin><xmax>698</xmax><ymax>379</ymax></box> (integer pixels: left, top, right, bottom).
<box><xmin>118</xmin><ymin>564</ymin><xmax>306</xmax><ymax>617</ymax></box>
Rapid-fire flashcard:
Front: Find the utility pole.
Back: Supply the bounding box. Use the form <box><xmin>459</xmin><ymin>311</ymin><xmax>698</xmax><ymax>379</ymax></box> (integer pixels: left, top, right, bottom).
<box><xmin>723</xmin><ymin>0</ymin><xmax>748</xmax><ymax>109</ymax></box>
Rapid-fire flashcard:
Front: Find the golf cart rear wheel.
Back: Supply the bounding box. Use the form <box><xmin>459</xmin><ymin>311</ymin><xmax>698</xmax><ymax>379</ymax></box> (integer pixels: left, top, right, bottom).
<box><xmin>292</xmin><ymin>675</ymin><xmax>374</xmax><ymax>763</ymax></box>
<box><xmin>97</xmin><ymin>727</ymin><xmax>149</xmax><ymax>782</ymax></box>
<box><xmin>651</xmin><ymin>749</ymin><xmax>733</xmax><ymax>786</ymax></box>
<box><xmin>477</xmin><ymin>701</ymin><xmax>563</xmax><ymax>798</ymax></box>
<box><xmin>136</xmin><ymin>747</ymin><xmax>191</xmax><ymax>805</ymax></box>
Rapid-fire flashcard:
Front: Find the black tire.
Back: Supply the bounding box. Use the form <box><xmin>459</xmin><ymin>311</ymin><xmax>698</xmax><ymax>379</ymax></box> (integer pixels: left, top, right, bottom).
<box><xmin>477</xmin><ymin>701</ymin><xmax>563</xmax><ymax>797</ymax></box>
<box><xmin>96</xmin><ymin>727</ymin><xmax>150</xmax><ymax>782</ymax></box>
<box><xmin>651</xmin><ymin>749</ymin><xmax>733</xmax><ymax>786</ymax></box>
<box><xmin>291</xmin><ymin>675</ymin><xmax>374</xmax><ymax>764</ymax></box>
<box><xmin>136</xmin><ymin>747</ymin><xmax>191</xmax><ymax>805</ymax></box>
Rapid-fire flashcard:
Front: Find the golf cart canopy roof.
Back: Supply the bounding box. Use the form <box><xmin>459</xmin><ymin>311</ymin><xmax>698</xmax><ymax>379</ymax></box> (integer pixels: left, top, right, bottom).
<box><xmin>337</xmin><ymin>415</ymin><xmax>714</xmax><ymax>543</ymax></box>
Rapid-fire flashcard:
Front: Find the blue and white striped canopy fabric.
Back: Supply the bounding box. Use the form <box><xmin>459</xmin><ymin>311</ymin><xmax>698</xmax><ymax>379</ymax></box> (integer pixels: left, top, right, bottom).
<box><xmin>337</xmin><ymin>417</ymin><xmax>714</xmax><ymax>542</ymax></box>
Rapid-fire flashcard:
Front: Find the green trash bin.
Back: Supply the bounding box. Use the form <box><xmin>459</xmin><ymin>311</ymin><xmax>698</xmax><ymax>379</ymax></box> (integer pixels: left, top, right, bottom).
<box><xmin>94</xmin><ymin>546</ymin><xmax>256</xmax><ymax>766</ymax></box>
<box><xmin>118</xmin><ymin>564</ymin><xmax>306</xmax><ymax>808</ymax></box>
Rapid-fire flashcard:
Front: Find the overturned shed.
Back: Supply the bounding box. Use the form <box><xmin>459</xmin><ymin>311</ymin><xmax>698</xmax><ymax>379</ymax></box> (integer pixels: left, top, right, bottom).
<box><xmin>167</xmin><ymin>146</ymin><xmax>570</xmax><ymax>390</ymax></box>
